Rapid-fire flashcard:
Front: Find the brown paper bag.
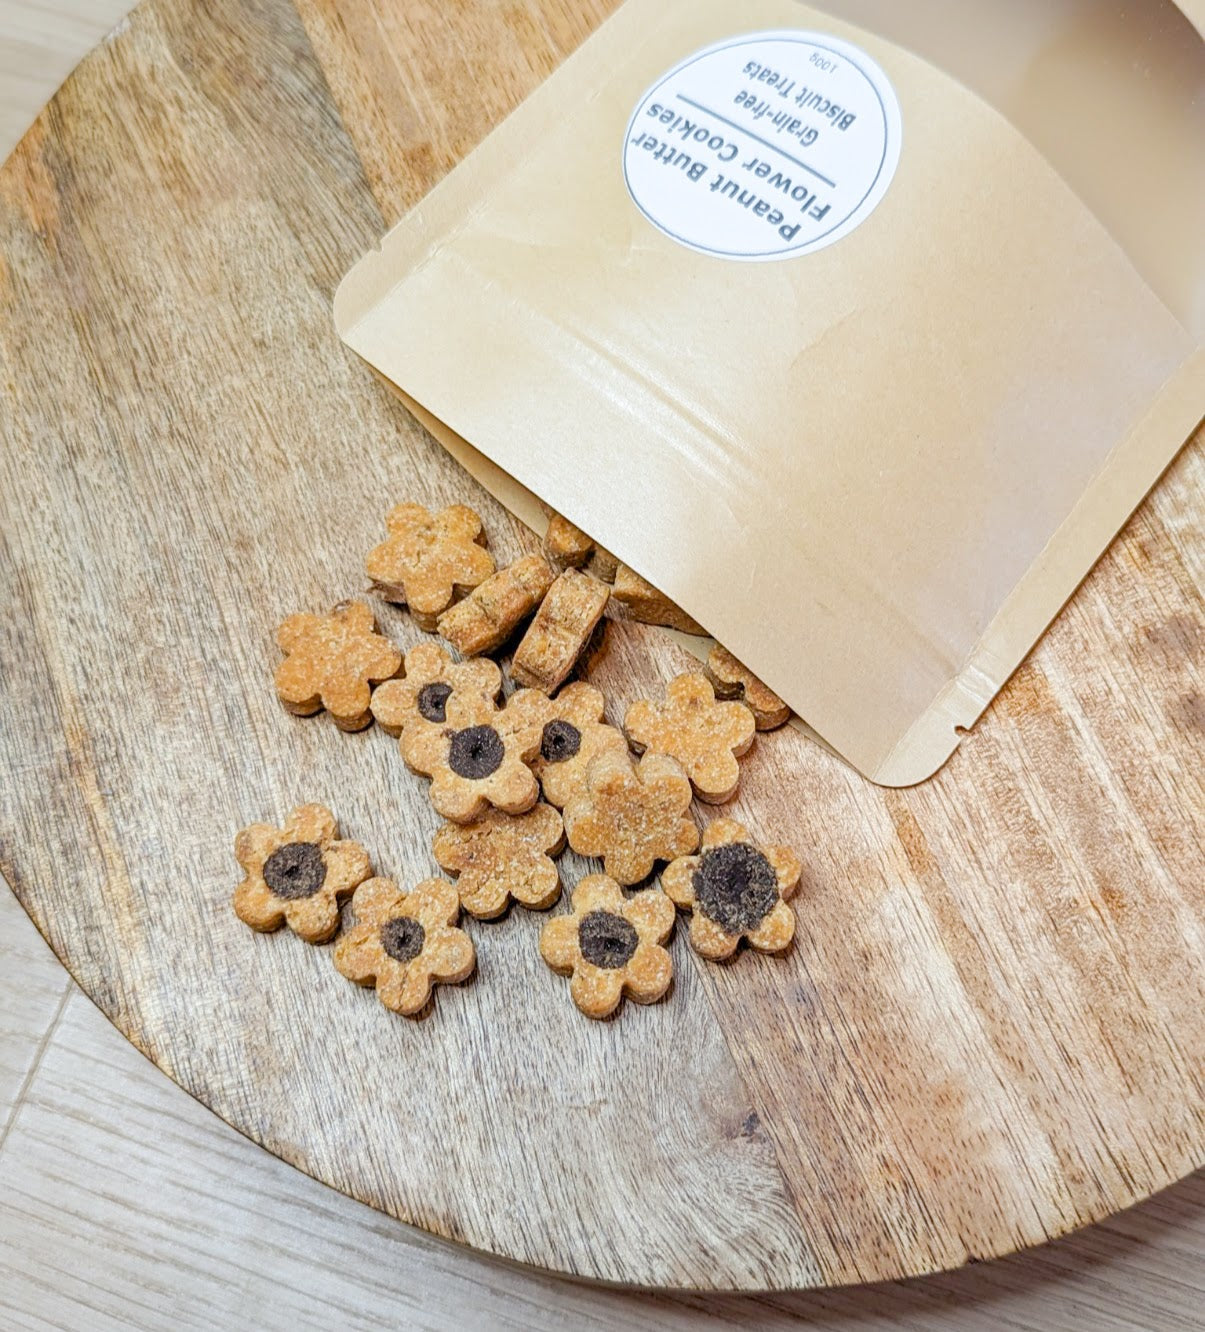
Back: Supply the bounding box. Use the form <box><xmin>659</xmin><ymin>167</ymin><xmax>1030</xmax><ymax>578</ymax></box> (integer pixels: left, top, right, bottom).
<box><xmin>336</xmin><ymin>0</ymin><xmax>1204</xmax><ymax>785</ymax></box>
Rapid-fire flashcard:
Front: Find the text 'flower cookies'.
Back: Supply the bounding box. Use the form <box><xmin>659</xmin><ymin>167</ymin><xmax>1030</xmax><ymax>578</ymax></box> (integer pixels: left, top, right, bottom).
<box><xmin>540</xmin><ymin>876</ymin><xmax>674</xmax><ymax>1019</ymax></box>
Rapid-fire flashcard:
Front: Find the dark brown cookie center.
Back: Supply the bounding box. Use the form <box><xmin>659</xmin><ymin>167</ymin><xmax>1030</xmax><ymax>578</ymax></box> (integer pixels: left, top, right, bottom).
<box><xmin>262</xmin><ymin>842</ymin><xmax>326</xmax><ymax>901</ymax></box>
<box><xmin>417</xmin><ymin>681</ymin><xmax>453</xmax><ymax>723</ymax></box>
<box><xmin>380</xmin><ymin>915</ymin><xmax>426</xmax><ymax>964</ymax></box>
<box><xmin>693</xmin><ymin>842</ymin><xmax>778</xmax><ymax>935</ymax></box>
<box><xmin>448</xmin><ymin>725</ymin><xmax>505</xmax><ymax>780</ymax></box>
<box><xmin>578</xmin><ymin>910</ymin><xmax>638</xmax><ymax>970</ymax></box>
<box><xmin>541</xmin><ymin>719</ymin><xmax>582</xmax><ymax>765</ymax></box>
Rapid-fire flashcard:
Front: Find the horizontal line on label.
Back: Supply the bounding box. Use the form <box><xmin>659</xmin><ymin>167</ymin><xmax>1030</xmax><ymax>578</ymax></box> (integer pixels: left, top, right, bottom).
<box><xmin>674</xmin><ymin>94</ymin><xmax>838</xmax><ymax>189</ymax></box>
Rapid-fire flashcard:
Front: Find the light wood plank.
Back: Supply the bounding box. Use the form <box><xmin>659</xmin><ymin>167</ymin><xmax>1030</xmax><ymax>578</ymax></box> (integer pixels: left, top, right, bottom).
<box><xmin>0</xmin><ymin>1</ymin><xmax>136</xmax><ymax>162</ymax></box>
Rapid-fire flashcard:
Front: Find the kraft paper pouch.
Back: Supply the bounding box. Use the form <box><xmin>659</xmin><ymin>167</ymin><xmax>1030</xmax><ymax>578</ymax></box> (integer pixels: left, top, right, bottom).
<box><xmin>336</xmin><ymin>0</ymin><xmax>1205</xmax><ymax>786</ymax></box>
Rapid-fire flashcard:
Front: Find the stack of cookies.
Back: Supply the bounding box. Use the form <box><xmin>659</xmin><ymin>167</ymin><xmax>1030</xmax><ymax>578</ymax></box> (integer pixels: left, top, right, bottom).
<box><xmin>234</xmin><ymin>501</ymin><xmax>802</xmax><ymax>1021</ymax></box>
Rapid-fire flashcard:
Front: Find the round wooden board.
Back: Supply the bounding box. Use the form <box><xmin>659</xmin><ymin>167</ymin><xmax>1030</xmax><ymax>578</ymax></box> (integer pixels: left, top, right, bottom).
<box><xmin>1</xmin><ymin>0</ymin><xmax>1202</xmax><ymax>1293</ymax></box>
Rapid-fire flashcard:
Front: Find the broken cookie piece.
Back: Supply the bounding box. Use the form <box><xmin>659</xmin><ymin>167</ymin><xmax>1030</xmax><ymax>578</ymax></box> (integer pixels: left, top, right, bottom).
<box><xmin>510</xmin><ymin>569</ymin><xmax>610</xmax><ymax>694</ymax></box>
<box><xmin>437</xmin><ymin>554</ymin><xmax>555</xmax><ymax>657</ymax></box>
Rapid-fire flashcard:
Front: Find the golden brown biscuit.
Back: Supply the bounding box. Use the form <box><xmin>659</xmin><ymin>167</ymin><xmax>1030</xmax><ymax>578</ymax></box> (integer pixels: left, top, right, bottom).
<box><xmin>563</xmin><ymin>749</ymin><xmax>699</xmax><ymax>885</ymax></box>
<box><xmin>539</xmin><ymin>875</ymin><xmax>674</xmax><ymax>1019</ymax></box>
<box><xmin>661</xmin><ymin>819</ymin><xmax>801</xmax><ymax>960</ymax></box>
<box><xmin>401</xmin><ymin>689</ymin><xmax>544</xmax><ymax>823</ymax></box>
<box><xmin>611</xmin><ymin>565</ymin><xmax>706</xmax><ymax>636</ymax></box>
<box><xmin>432</xmin><ymin>803</ymin><xmax>565</xmax><ymax>919</ymax></box>
<box><xmin>523</xmin><ymin>681</ymin><xmax>629</xmax><ymax>810</ymax></box>
<box><xmin>543</xmin><ymin>513</ymin><xmax>594</xmax><ymax>569</ymax></box>
<box><xmin>233</xmin><ymin>804</ymin><xmax>372</xmax><ymax>943</ymax></box>
<box><xmin>510</xmin><ymin>569</ymin><xmax>610</xmax><ymax>694</ymax></box>
<box><xmin>274</xmin><ymin>601</ymin><xmax>402</xmax><ymax>731</ymax></box>
<box><xmin>705</xmin><ymin>645</ymin><xmax>791</xmax><ymax>731</ymax></box>
<box><xmin>437</xmin><ymin>554</ymin><xmax>555</xmax><ymax>657</ymax></box>
<box><xmin>370</xmin><ymin>642</ymin><xmax>501</xmax><ymax>737</ymax></box>
<box><xmin>366</xmin><ymin>502</ymin><xmax>495</xmax><ymax>630</ymax></box>
<box><xmin>334</xmin><ymin>877</ymin><xmax>475</xmax><ymax>1015</ymax></box>
<box><xmin>624</xmin><ymin>673</ymin><xmax>756</xmax><ymax>804</ymax></box>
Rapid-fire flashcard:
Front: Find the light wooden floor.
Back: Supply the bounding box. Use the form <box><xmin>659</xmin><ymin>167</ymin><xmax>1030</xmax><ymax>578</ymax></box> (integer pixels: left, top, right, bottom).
<box><xmin>2</xmin><ymin>4</ymin><xmax>1203</xmax><ymax>1329</ymax></box>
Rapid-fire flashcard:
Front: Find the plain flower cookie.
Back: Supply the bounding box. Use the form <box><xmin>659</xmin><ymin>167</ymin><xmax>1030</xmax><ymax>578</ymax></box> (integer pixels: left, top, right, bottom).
<box><xmin>366</xmin><ymin>502</ymin><xmax>495</xmax><ymax>630</ymax></box>
<box><xmin>233</xmin><ymin>804</ymin><xmax>372</xmax><ymax>943</ymax></box>
<box><xmin>563</xmin><ymin>749</ymin><xmax>699</xmax><ymax>885</ymax></box>
<box><xmin>624</xmin><ymin>673</ymin><xmax>756</xmax><ymax>804</ymax></box>
<box><xmin>432</xmin><ymin>803</ymin><xmax>565</xmax><ymax>919</ymax></box>
<box><xmin>539</xmin><ymin>875</ymin><xmax>675</xmax><ymax>1019</ymax></box>
<box><xmin>370</xmin><ymin>641</ymin><xmax>501</xmax><ymax>737</ymax></box>
<box><xmin>402</xmin><ymin>689</ymin><xmax>544</xmax><ymax>823</ymax></box>
<box><xmin>334</xmin><ymin>877</ymin><xmax>475</xmax><ymax>1015</ymax></box>
<box><xmin>525</xmin><ymin>681</ymin><xmax>629</xmax><ymax>810</ymax></box>
<box><xmin>274</xmin><ymin>601</ymin><xmax>402</xmax><ymax>731</ymax></box>
<box><xmin>662</xmin><ymin>818</ymin><xmax>801</xmax><ymax>960</ymax></box>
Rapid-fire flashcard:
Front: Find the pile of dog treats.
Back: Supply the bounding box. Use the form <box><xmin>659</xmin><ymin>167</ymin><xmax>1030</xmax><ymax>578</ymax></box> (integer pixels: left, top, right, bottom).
<box><xmin>233</xmin><ymin>502</ymin><xmax>802</xmax><ymax>1020</ymax></box>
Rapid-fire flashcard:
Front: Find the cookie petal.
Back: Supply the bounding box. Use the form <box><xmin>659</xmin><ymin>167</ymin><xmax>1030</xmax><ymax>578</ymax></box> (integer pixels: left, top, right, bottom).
<box><xmin>287</xmin><ymin>804</ymin><xmax>338</xmax><ymax>846</ymax></box>
<box><xmin>323</xmin><ymin>840</ymin><xmax>374</xmax><ymax>895</ymax></box>
<box><xmin>660</xmin><ymin>855</ymin><xmax>698</xmax><ymax>909</ymax></box>
<box><xmin>572</xmin><ymin>874</ymin><xmax>626</xmax><ymax>915</ymax></box>
<box><xmin>624</xmin><ymin>943</ymin><xmax>673</xmax><ymax>1005</ymax></box>
<box><xmin>623</xmin><ymin>889</ymin><xmax>676</xmax><ymax>944</ymax></box>
<box><xmin>747</xmin><ymin>899</ymin><xmax>796</xmax><ymax>954</ymax></box>
<box><xmin>570</xmin><ymin>965</ymin><xmax>625</xmax><ymax>1020</ymax></box>
<box><xmin>540</xmin><ymin>915</ymin><xmax>580</xmax><ymax>973</ymax></box>
<box><xmin>377</xmin><ymin>963</ymin><xmax>434</xmax><ymax>1016</ymax></box>
<box><xmin>232</xmin><ymin>876</ymin><xmax>284</xmax><ymax>932</ymax></box>
<box><xmin>411</xmin><ymin>878</ymin><xmax>462</xmax><ymax>929</ymax></box>
<box><xmin>283</xmin><ymin>891</ymin><xmax>341</xmax><ymax>945</ymax></box>
<box><xmin>700</xmin><ymin>818</ymin><xmax>748</xmax><ymax>851</ymax></box>
<box><xmin>349</xmin><ymin>877</ymin><xmax>405</xmax><ymax>925</ymax></box>
<box><xmin>234</xmin><ymin>823</ymin><xmax>278</xmax><ymax>873</ymax></box>
<box><xmin>333</xmin><ymin>924</ymin><xmax>386</xmax><ymax>983</ymax></box>
<box><xmin>689</xmin><ymin>912</ymin><xmax>740</xmax><ymax>961</ymax></box>
<box><xmin>767</xmin><ymin>845</ymin><xmax>803</xmax><ymax>900</ymax></box>
<box><xmin>424</xmin><ymin>926</ymin><xmax>476</xmax><ymax>984</ymax></box>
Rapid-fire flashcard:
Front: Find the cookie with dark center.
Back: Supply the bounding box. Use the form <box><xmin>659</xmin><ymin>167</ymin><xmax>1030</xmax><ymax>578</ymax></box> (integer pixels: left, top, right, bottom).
<box><xmin>693</xmin><ymin>842</ymin><xmax>778</xmax><ymax>935</ymax></box>
<box><xmin>541</xmin><ymin>719</ymin><xmax>582</xmax><ymax>764</ymax></box>
<box><xmin>262</xmin><ymin>841</ymin><xmax>327</xmax><ymax>901</ymax></box>
<box><xmin>448</xmin><ymin>725</ymin><xmax>506</xmax><ymax>779</ymax></box>
<box><xmin>578</xmin><ymin>910</ymin><xmax>639</xmax><ymax>970</ymax></box>
<box><xmin>417</xmin><ymin>681</ymin><xmax>453</xmax><ymax>723</ymax></box>
<box><xmin>380</xmin><ymin>915</ymin><xmax>426</xmax><ymax>964</ymax></box>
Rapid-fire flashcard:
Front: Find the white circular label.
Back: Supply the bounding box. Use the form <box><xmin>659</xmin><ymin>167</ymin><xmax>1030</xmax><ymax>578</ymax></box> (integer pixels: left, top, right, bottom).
<box><xmin>623</xmin><ymin>30</ymin><xmax>902</xmax><ymax>261</ymax></box>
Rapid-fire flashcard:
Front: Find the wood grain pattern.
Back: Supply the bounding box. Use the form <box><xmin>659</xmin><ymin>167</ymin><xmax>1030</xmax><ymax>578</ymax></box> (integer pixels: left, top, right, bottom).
<box><xmin>3</xmin><ymin>893</ymin><xmax>1203</xmax><ymax>1332</ymax></box>
<box><xmin>0</xmin><ymin>0</ymin><xmax>1201</xmax><ymax>1292</ymax></box>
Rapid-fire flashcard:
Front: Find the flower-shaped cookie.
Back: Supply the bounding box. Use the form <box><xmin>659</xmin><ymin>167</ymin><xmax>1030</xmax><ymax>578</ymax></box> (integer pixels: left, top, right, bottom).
<box><xmin>662</xmin><ymin>819</ymin><xmax>801</xmax><ymax>960</ymax></box>
<box><xmin>274</xmin><ymin>601</ymin><xmax>402</xmax><ymax>731</ymax></box>
<box><xmin>366</xmin><ymin>502</ymin><xmax>495</xmax><ymax>630</ymax></box>
<box><xmin>526</xmin><ymin>681</ymin><xmax>630</xmax><ymax>810</ymax></box>
<box><xmin>540</xmin><ymin>875</ymin><xmax>675</xmax><ymax>1019</ymax></box>
<box><xmin>370</xmin><ymin>641</ymin><xmax>501</xmax><ymax>737</ymax></box>
<box><xmin>705</xmin><ymin>646</ymin><xmax>791</xmax><ymax>731</ymax></box>
<box><xmin>624</xmin><ymin>673</ymin><xmax>756</xmax><ymax>804</ymax></box>
<box><xmin>563</xmin><ymin>749</ymin><xmax>699</xmax><ymax>885</ymax></box>
<box><xmin>233</xmin><ymin>804</ymin><xmax>372</xmax><ymax>943</ymax></box>
<box><xmin>334</xmin><ymin>877</ymin><xmax>475</xmax><ymax>1015</ymax></box>
<box><xmin>432</xmin><ymin>803</ymin><xmax>565</xmax><ymax>919</ymax></box>
<box><xmin>401</xmin><ymin>690</ymin><xmax>544</xmax><ymax>823</ymax></box>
